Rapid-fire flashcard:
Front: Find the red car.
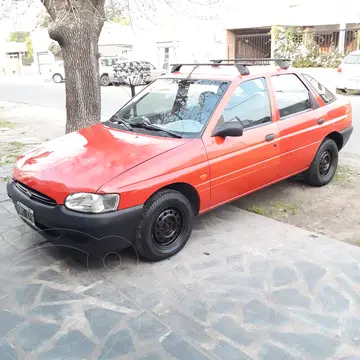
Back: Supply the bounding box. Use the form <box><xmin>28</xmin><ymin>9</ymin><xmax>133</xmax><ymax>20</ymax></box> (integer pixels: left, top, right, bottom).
<box><xmin>7</xmin><ymin>59</ymin><xmax>353</xmax><ymax>261</ymax></box>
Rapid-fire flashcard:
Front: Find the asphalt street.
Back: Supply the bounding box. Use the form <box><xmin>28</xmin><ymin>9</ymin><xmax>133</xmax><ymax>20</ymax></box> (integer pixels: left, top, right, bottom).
<box><xmin>0</xmin><ymin>81</ymin><xmax>134</xmax><ymax>119</ymax></box>
<box><xmin>0</xmin><ymin>80</ymin><xmax>359</xmax><ymax>155</ymax></box>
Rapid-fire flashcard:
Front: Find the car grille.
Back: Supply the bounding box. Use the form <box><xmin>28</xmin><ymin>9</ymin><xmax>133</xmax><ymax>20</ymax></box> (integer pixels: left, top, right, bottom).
<box><xmin>14</xmin><ymin>181</ymin><xmax>57</xmax><ymax>206</ymax></box>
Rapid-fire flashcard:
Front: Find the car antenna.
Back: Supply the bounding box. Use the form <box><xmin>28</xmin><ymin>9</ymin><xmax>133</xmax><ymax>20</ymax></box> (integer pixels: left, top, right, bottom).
<box><xmin>186</xmin><ymin>63</ymin><xmax>200</xmax><ymax>80</ymax></box>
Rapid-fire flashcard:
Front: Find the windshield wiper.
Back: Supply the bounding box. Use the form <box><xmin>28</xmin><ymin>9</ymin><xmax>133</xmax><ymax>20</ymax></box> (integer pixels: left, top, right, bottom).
<box><xmin>109</xmin><ymin>115</ymin><xmax>133</xmax><ymax>131</ymax></box>
<box><xmin>131</xmin><ymin>122</ymin><xmax>182</xmax><ymax>138</ymax></box>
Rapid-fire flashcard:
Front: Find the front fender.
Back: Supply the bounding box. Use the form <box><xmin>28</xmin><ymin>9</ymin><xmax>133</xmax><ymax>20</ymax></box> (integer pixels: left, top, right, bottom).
<box><xmin>98</xmin><ymin>139</ymin><xmax>211</xmax><ymax>211</ymax></box>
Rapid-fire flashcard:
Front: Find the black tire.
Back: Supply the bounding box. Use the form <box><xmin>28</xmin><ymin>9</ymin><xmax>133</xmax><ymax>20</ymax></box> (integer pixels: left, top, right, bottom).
<box><xmin>336</xmin><ymin>88</ymin><xmax>346</xmax><ymax>95</ymax></box>
<box><xmin>304</xmin><ymin>138</ymin><xmax>339</xmax><ymax>187</ymax></box>
<box><xmin>100</xmin><ymin>74</ymin><xmax>110</xmax><ymax>86</ymax></box>
<box><xmin>134</xmin><ymin>189</ymin><xmax>194</xmax><ymax>261</ymax></box>
<box><xmin>52</xmin><ymin>73</ymin><xmax>63</xmax><ymax>83</ymax></box>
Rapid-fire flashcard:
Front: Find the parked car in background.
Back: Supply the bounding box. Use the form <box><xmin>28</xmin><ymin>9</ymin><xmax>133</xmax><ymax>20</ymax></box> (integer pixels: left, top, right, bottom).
<box><xmin>336</xmin><ymin>50</ymin><xmax>360</xmax><ymax>94</ymax></box>
<box><xmin>8</xmin><ymin>59</ymin><xmax>353</xmax><ymax>262</ymax></box>
<box><xmin>110</xmin><ymin>60</ymin><xmax>166</xmax><ymax>85</ymax></box>
<box><xmin>49</xmin><ymin>56</ymin><xmax>127</xmax><ymax>85</ymax></box>
<box><xmin>99</xmin><ymin>56</ymin><xmax>127</xmax><ymax>86</ymax></box>
<box><xmin>49</xmin><ymin>60</ymin><xmax>64</xmax><ymax>83</ymax></box>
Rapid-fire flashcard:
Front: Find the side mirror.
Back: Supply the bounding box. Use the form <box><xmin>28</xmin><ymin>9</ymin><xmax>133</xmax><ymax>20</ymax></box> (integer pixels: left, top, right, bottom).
<box><xmin>212</xmin><ymin>122</ymin><xmax>244</xmax><ymax>138</ymax></box>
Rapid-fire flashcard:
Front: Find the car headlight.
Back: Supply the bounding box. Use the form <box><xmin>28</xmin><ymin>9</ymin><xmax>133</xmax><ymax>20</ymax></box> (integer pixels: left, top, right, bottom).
<box><xmin>65</xmin><ymin>193</ymin><xmax>120</xmax><ymax>213</ymax></box>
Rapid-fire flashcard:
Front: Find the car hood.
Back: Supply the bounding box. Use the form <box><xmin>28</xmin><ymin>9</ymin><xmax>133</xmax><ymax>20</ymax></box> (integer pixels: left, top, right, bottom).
<box><xmin>13</xmin><ymin>123</ymin><xmax>191</xmax><ymax>204</ymax></box>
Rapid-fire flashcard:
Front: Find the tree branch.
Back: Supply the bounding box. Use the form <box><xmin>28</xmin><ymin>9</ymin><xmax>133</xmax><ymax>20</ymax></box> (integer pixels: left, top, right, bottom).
<box><xmin>40</xmin><ymin>0</ymin><xmax>57</xmax><ymax>19</ymax></box>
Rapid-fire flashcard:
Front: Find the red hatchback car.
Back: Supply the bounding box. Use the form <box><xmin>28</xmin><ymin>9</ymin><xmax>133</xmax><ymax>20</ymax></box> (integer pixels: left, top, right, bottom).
<box><xmin>7</xmin><ymin>59</ymin><xmax>353</xmax><ymax>261</ymax></box>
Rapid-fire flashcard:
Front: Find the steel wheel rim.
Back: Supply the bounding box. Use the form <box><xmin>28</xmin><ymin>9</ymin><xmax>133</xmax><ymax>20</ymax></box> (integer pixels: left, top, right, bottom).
<box><xmin>54</xmin><ymin>75</ymin><xmax>61</xmax><ymax>83</ymax></box>
<box><xmin>319</xmin><ymin>149</ymin><xmax>332</xmax><ymax>176</ymax></box>
<box><xmin>153</xmin><ymin>207</ymin><xmax>183</xmax><ymax>248</ymax></box>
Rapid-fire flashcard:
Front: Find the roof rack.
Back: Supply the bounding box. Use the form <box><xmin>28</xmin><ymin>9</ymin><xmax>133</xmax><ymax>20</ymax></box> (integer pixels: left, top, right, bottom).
<box><xmin>211</xmin><ymin>58</ymin><xmax>291</xmax><ymax>70</ymax></box>
<box><xmin>170</xmin><ymin>62</ymin><xmax>253</xmax><ymax>75</ymax></box>
<box><xmin>170</xmin><ymin>58</ymin><xmax>290</xmax><ymax>76</ymax></box>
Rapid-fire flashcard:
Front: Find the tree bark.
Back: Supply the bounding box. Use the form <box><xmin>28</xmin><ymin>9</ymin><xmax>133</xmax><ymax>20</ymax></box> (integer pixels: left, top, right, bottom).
<box><xmin>43</xmin><ymin>0</ymin><xmax>105</xmax><ymax>133</ymax></box>
<box><xmin>57</xmin><ymin>25</ymin><xmax>102</xmax><ymax>134</ymax></box>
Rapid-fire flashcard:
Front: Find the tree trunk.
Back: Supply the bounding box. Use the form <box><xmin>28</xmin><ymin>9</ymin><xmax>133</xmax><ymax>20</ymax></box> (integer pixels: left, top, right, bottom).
<box><xmin>61</xmin><ymin>29</ymin><xmax>101</xmax><ymax>133</ymax></box>
<box><xmin>44</xmin><ymin>1</ymin><xmax>105</xmax><ymax>133</ymax></box>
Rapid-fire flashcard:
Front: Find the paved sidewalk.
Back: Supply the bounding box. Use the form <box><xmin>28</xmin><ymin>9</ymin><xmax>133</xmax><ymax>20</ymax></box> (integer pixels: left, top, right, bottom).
<box><xmin>1</xmin><ymin>184</ymin><xmax>360</xmax><ymax>359</ymax></box>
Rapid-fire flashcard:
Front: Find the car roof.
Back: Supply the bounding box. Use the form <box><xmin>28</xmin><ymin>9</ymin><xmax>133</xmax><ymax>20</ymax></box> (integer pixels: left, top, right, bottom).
<box><xmin>347</xmin><ymin>50</ymin><xmax>360</xmax><ymax>55</ymax></box>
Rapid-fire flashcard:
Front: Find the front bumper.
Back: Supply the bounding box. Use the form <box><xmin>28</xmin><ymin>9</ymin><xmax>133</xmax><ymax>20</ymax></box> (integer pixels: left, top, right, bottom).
<box><xmin>337</xmin><ymin>76</ymin><xmax>360</xmax><ymax>91</ymax></box>
<box><xmin>7</xmin><ymin>179</ymin><xmax>143</xmax><ymax>256</ymax></box>
<box><xmin>340</xmin><ymin>126</ymin><xmax>353</xmax><ymax>150</ymax></box>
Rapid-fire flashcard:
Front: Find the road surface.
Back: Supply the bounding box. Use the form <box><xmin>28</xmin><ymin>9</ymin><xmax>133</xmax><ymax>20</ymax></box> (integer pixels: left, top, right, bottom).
<box><xmin>0</xmin><ymin>80</ymin><xmax>359</xmax><ymax>156</ymax></box>
<box><xmin>0</xmin><ymin>81</ymin><xmax>133</xmax><ymax>119</ymax></box>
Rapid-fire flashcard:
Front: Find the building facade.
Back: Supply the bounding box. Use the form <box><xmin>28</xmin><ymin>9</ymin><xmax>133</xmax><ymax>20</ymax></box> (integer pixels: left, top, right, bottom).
<box><xmin>0</xmin><ymin>41</ymin><xmax>27</xmax><ymax>75</ymax></box>
<box><xmin>223</xmin><ymin>1</ymin><xmax>360</xmax><ymax>59</ymax></box>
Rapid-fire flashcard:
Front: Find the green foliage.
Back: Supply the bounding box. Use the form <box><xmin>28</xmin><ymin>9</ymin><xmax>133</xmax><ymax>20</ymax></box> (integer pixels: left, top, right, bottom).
<box><xmin>37</xmin><ymin>10</ymin><xmax>51</xmax><ymax>28</ymax></box>
<box><xmin>272</xmin><ymin>25</ymin><xmax>300</xmax><ymax>58</ymax></box>
<box><xmin>8</xmin><ymin>32</ymin><xmax>33</xmax><ymax>62</ymax></box>
<box><xmin>272</xmin><ymin>25</ymin><xmax>344</xmax><ymax>68</ymax></box>
<box><xmin>105</xmin><ymin>0</ymin><xmax>130</xmax><ymax>24</ymax></box>
<box><xmin>24</xmin><ymin>35</ymin><xmax>33</xmax><ymax>61</ymax></box>
<box><xmin>48</xmin><ymin>42</ymin><xmax>63</xmax><ymax>60</ymax></box>
<box><xmin>9</xmin><ymin>31</ymin><xmax>29</xmax><ymax>43</ymax></box>
<box><xmin>111</xmin><ymin>16</ymin><xmax>130</xmax><ymax>25</ymax></box>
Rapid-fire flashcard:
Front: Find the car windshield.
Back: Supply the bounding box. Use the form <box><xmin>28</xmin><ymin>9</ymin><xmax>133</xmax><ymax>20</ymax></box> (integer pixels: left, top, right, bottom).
<box><xmin>109</xmin><ymin>78</ymin><xmax>229</xmax><ymax>138</ymax></box>
<box><xmin>344</xmin><ymin>54</ymin><xmax>360</xmax><ymax>64</ymax></box>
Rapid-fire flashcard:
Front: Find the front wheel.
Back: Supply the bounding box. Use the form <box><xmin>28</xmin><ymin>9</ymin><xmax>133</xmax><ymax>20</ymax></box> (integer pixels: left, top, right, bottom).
<box><xmin>134</xmin><ymin>190</ymin><xmax>194</xmax><ymax>261</ymax></box>
<box><xmin>304</xmin><ymin>138</ymin><xmax>338</xmax><ymax>187</ymax></box>
<box><xmin>100</xmin><ymin>74</ymin><xmax>110</xmax><ymax>86</ymax></box>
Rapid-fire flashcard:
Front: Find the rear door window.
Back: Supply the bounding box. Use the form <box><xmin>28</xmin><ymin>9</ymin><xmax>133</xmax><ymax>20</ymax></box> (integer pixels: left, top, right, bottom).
<box><xmin>271</xmin><ymin>74</ymin><xmax>312</xmax><ymax>119</ymax></box>
<box><xmin>302</xmin><ymin>74</ymin><xmax>336</xmax><ymax>104</ymax></box>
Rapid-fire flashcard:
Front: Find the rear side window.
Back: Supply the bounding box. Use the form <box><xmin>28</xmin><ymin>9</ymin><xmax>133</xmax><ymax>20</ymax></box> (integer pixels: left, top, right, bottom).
<box><xmin>221</xmin><ymin>78</ymin><xmax>271</xmax><ymax>129</ymax></box>
<box><xmin>302</xmin><ymin>74</ymin><xmax>336</xmax><ymax>104</ymax></box>
<box><xmin>344</xmin><ymin>55</ymin><xmax>360</xmax><ymax>64</ymax></box>
<box><xmin>271</xmin><ymin>74</ymin><xmax>312</xmax><ymax>119</ymax></box>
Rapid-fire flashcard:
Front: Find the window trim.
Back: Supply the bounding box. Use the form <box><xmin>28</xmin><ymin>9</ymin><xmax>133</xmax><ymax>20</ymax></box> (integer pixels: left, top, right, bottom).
<box><xmin>301</xmin><ymin>73</ymin><xmax>337</xmax><ymax>105</ymax></box>
<box><xmin>271</xmin><ymin>73</ymin><xmax>317</xmax><ymax>121</ymax></box>
<box><xmin>215</xmin><ymin>76</ymin><xmax>273</xmax><ymax>131</ymax></box>
<box><xmin>277</xmin><ymin>108</ymin><xmax>313</xmax><ymax>121</ymax></box>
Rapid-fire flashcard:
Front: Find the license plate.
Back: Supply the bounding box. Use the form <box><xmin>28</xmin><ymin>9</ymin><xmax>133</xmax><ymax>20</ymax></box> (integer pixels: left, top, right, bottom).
<box><xmin>17</xmin><ymin>201</ymin><xmax>35</xmax><ymax>226</ymax></box>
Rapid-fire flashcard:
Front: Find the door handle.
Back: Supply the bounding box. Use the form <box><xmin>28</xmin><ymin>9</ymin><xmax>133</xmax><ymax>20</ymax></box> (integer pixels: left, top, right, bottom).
<box><xmin>265</xmin><ymin>133</ymin><xmax>275</xmax><ymax>142</ymax></box>
<box><xmin>317</xmin><ymin>118</ymin><xmax>325</xmax><ymax>125</ymax></box>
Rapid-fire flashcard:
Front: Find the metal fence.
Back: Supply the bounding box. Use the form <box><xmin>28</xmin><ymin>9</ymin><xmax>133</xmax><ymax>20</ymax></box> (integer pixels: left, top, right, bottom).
<box><xmin>235</xmin><ymin>28</ymin><xmax>360</xmax><ymax>59</ymax></box>
<box><xmin>235</xmin><ymin>33</ymin><xmax>272</xmax><ymax>59</ymax></box>
<box><xmin>313</xmin><ymin>28</ymin><xmax>359</xmax><ymax>54</ymax></box>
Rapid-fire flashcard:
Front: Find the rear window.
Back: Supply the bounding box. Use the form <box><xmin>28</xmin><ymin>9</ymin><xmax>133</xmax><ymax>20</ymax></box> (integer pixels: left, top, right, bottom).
<box><xmin>344</xmin><ymin>55</ymin><xmax>360</xmax><ymax>64</ymax></box>
<box><xmin>302</xmin><ymin>74</ymin><xmax>336</xmax><ymax>104</ymax></box>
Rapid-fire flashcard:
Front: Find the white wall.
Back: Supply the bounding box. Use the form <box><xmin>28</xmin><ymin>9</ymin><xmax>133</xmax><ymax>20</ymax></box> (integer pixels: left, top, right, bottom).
<box><xmin>224</xmin><ymin>0</ymin><xmax>360</xmax><ymax>30</ymax></box>
<box><xmin>144</xmin><ymin>23</ymin><xmax>224</xmax><ymax>69</ymax></box>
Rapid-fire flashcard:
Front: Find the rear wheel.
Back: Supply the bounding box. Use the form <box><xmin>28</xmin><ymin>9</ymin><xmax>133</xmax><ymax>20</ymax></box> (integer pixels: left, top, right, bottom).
<box><xmin>52</xmin><ymin>73</ymin><xmax>63</xmax><ymax>83</ymax></box>
<box><xmin>304</xmin><ymin>138</ymin><xmax>338</xmax><ymax>187</ymax></box>
<box><xmin>100</xmin><ymin>74</ymin><xmax>110</xmax><ymax>86</ymax></box>
<box><xmin>134</xmin><ymin>189</ymin><xmax>194</xmax><ymax>261</ymax></box>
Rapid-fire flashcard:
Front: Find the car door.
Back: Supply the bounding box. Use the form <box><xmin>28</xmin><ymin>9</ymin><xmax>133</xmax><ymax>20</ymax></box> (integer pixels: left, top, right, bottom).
<box><xmin>270</xmin><ymin>73</ymin><xmax>329</xmax><ymax>178</ymax></box>
<box><xmin>202</xmin><ymin>77</ymin><xmax>281</xmax><ymax>208</ymax></box>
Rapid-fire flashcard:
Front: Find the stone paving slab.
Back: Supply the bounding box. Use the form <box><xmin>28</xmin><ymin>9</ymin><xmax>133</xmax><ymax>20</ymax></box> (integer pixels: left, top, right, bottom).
<box><xmin>1</xmin><ymin>192</ymin><xmax>360</xmax><ymax>359</ymax></box>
